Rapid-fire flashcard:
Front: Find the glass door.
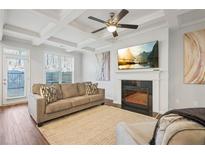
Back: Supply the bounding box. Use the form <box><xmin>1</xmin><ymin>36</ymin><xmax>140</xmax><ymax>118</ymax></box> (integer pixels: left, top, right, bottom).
<box><xmin>2</xmin><ymin>55</ymin><xmax>28</xmax><ymax>104</ymax></box>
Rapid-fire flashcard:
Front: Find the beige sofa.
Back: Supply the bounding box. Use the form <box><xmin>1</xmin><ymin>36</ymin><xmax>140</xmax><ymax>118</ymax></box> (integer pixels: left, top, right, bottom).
<box><xmin>28</xmin><ymin>82</ymin><xmax>105</xmax><ymax>126</ymax></box>
<box><xmin>116</xmin><ymin>116</ymin><xmax>205</xmax><ymax>145</ymax></box>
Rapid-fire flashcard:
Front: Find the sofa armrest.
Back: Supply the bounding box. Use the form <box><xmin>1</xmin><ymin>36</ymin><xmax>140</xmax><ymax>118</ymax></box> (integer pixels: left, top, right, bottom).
<box><xmin>28</xmin><ymin>93</ymin><xmax>46</xmax><ymax>124</ymax></box>
<box><xmin>162</xmin><ymin>120</ymin><xmax>205</xmax><ymax>145</ymax></box>
<box><xmin>98</xmin><ymin>88</ymin><xmax>105</xmax><ymax>96</ymax></box>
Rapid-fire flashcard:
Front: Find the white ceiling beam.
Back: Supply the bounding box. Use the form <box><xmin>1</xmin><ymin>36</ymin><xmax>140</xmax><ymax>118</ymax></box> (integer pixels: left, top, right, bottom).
<box><xmin>29</xmin><ymin>9</ymin><xmax>112</xmax><ymax>49</ymax></box>
<box><xmin>0</xmin><ymin>10</ymin><xmax>5</xmax><ymax>40</ymax></box>
<box><xmin>32</xmin><ymin>9</ymin><xmax>86</xmax><ymax>46</ymax></box>
<box><xmin>29</xmin><ymin>10</ymin><xmax>95</xmax><ymax>39</ymax></box>
<box><xmin>3</xmin><ymin>24</ymin><xmax>92</xmax><ymax>53</ymax></box>
<box><xmin>45</xmin><ymin>37</ymin><xmax>93</xmax><ymax>53</ymax></box>
<box><xmin>4</xmin><ymin>24</ymin><xmax>39</xmax><ymax>38</ymax></box>
<box><xmin>48</xmin><ymin>37</ymin><xmax>77</xmax><ymax>48</ymax></box>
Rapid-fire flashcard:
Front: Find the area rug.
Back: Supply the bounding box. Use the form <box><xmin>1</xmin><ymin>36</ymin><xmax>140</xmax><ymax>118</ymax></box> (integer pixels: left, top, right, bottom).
<box><xmin>38</xmin><ymin>105</ymin><xmax>155</xmax><ymax>145</ymax></box>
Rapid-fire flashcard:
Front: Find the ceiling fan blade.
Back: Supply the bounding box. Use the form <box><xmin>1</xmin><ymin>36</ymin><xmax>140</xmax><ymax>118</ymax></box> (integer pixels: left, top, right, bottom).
<box><xmin>88</xmin><ymin>16</ymin><xmax>106</xmax><ymax>24</ymax></box>
<box><xmin>92</xmin><ymin>27</ymin><xmax>107</xmax><ymax>33</ymax></box>
<box><xmin>118</xmin><ymin>24</ymin><xmax>138</xmax><ymax>29</ymax></box>
<box><xmin>112</xmin><ymin>31</ymin><xmax>118</xmax><ymax>37</ymax></box>
<box><xmin>113</xmin><ymin>9</ymin><xmax>129</xmax><ymax>23</ymax></box>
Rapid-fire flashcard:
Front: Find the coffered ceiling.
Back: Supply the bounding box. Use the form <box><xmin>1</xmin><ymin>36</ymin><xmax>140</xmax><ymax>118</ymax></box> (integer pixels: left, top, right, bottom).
<box><xmin>0</xmin><ymin>9</ymin><xmax>204</xmax><ymax>52</ymax></box>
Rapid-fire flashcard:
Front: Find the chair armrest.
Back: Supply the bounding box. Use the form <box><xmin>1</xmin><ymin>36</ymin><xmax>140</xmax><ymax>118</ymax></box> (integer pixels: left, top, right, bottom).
<box><xmin>28</xmin><ymin>93</ymin><xmax>46</xmax><ymax>123</ymax></box>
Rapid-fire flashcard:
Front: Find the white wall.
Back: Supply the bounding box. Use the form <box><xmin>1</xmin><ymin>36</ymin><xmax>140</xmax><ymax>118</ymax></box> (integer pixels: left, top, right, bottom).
<box><xmin>83</xmin><ymin>27</ymin><xmax>169</xmax><ymax>113</ymax></box>
<box><xmin>169</xmin><ymin>21</ymin><xmax>205</xmax><ymax>109</ymax></box>
<box><xmin>83</xmin><ymin>22</ymin><xmax>205</xmax><ymax>111</ymax></box>
<box><xmin>0</xmin><ymin>38</ymin><xmax>83</xmax><ymax>105</ymax></box>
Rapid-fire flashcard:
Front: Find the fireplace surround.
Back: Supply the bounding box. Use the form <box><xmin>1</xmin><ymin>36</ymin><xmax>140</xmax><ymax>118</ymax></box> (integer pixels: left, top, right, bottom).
<box><xmin>121</xmin><ymin>80</ymin><xmax>153</xmax><ymax>116</ymax></box>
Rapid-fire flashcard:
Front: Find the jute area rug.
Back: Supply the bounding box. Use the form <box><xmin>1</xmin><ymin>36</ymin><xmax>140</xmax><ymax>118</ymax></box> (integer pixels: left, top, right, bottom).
<box><xmin>38</xmin><ymin>105</ymin><xmax>155</xmax><ymax>145</ymax></box>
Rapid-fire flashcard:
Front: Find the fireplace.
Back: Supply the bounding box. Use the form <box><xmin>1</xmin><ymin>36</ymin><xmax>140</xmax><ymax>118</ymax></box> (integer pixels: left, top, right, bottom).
<box><xmin>121</xmin><ymin>80</ymin><xmax>152</xmax><ymax>116</ymax></box>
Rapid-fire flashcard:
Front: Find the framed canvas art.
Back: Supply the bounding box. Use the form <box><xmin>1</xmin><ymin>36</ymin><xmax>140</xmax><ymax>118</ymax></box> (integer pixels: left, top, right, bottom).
<box><xmin>184</xmin><ymin>28</ymin><xmax>205</xmax><ymax>84</ymax></box>
<box><xmin>118</xmin><ymin>41</ymin><xmax>158</xmax><ymax>70</ymax></box>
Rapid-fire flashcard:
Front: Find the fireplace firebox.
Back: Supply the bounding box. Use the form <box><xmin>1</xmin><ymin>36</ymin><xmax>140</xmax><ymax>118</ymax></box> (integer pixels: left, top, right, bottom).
<box><xmin>121</xmin><ymin>80</ymin><xmax>152</xmax><ymax>116</ymax></box>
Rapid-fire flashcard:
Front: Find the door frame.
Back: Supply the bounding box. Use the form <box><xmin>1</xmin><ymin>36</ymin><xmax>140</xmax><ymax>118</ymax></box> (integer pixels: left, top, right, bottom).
<box><xmin>1</xmin><ymin>45</ymin><xmax>30</xmax><ymax>105</ymax></box>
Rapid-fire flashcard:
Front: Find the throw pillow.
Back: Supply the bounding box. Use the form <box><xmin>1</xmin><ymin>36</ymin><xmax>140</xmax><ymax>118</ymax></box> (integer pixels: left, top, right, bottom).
<box><xmin>40</xmin><ymin>85</ymin><xmax>58</xmax><ymax>104</ymax></box>
<box><xmin>52</xmin><ymin>84</ymin><xmax>63</xmax><ymax>100</ymax></box>
<box><xmin>85</xmin><ymin>83</ymin><xmax>98</xmax><ymax>95</ymax></box>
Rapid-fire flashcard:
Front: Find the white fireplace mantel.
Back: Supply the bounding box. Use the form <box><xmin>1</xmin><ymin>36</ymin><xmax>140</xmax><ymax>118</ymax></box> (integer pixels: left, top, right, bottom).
<box><xmin>115</xmin><ymin>70</ymin><xmax>168</xmax><ymax>113</ymax></box>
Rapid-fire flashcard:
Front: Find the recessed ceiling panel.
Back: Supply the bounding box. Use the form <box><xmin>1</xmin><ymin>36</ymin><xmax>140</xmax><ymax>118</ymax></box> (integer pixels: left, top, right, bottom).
<box><xmin>54</xmin><ymin>26</ymin><xmax>89</xmax><ymax>43</ymax></box>
<box><xmin>70</xmin><ymin>9</ymin><xmax>159</xmax><ymax>34</ymax></box>
<box><xmin>5</xmin><ymin>10</ymin><xmax>51</xmax><ymax>33</ymax></box>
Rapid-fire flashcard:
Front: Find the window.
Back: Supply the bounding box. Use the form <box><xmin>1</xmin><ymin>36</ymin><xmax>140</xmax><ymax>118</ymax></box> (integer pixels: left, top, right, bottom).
<box><xmin>45</xmin><ymin>53</ymin><xmax>73</xmax><ymax>84</ymax></box>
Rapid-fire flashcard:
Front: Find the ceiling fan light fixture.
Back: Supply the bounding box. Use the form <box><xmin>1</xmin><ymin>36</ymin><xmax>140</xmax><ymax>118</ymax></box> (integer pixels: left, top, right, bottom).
<box><xmin>107</xmin><ymin>25</ymin><xmax>117</xmax><ymax>32</ymax></box>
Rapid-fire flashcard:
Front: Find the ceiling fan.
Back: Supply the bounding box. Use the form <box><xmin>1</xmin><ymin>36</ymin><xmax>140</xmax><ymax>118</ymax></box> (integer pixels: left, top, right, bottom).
<box><xmin>88</xmin><ymin>9</ymin><xmax>139</xmax><ymax>38</ymax></box>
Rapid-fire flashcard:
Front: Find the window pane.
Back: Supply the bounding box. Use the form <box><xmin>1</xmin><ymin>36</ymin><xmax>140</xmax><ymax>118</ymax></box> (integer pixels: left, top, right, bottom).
<box><xmin>7</xmin><ymin>58</ymin><xmax>25</xmax><ymax>98</ymax></box>
<box><xmin>45</xmin><ymin>53</ymin><xmax>73</xmax><ymax>84</ymax></box>
<box><xmin>62</xmin><ymin>72</ymin><xmax>72</xmax><ymax>83</ymax></box>
<box><xmin>46</xmin><ymin>72</ymin><xmax>59</xmax><ymax>84</ymax></box>
<box><xmin>61</xmin><ymin>57</ymin><xmax>73</xmax><ymax>72</ymax></box>
<box><xmin>61</xmin><ymin>57</ymin><xmax>73</xmax><ymax>83</ymax></box>
<box><xmin>45</xmin><ymin>54</ymin><xmax>59</xmax><ymax>71</ymax></box>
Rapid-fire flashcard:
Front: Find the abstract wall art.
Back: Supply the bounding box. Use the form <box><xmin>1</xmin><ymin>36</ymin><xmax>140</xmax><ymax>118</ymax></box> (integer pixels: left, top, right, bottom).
<box><xmin>95</xmin><ymin>51</ymin><xmax>110</xmax><ymax>81</ymax></box>
<box><xmin>184</xmin><ymin>28</ymin><xmax>205</xmax><ymax>84</ymax></box>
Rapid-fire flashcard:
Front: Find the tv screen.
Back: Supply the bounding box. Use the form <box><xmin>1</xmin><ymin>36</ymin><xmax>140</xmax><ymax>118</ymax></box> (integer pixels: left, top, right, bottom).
<box><xmin>118</xmin><ymin>41</ymin><xmax>159</xmax><ymax>70</ymax></box>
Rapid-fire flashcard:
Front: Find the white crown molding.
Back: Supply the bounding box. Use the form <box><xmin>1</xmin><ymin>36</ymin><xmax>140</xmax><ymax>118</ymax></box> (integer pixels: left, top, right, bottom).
<box><xmin>179</xmin><ymin>17</ymin><xmax>205</xmax><ymax>28</ymax></box>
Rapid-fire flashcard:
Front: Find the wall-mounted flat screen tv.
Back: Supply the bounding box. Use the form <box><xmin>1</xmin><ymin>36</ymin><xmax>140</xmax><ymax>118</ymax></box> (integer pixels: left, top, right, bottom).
<box><xmin>118</xmin><ymin>41</ymin><xmax>159</xmax><ymax>70</ymax></box>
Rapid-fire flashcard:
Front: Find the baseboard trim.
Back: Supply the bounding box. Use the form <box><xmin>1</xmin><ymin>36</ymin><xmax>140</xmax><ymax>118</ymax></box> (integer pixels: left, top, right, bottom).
<box><xmin>0</xmin><ymin>101</ymin><xmax>28</xmax><ymax>108</ymax></box>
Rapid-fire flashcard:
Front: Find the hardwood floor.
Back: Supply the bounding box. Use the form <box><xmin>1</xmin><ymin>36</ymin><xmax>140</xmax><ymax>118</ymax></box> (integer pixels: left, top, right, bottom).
<box><xmin>0</xmin><ymin>104</ymin><xmax>48</xmax><ymax>145</ymax></box>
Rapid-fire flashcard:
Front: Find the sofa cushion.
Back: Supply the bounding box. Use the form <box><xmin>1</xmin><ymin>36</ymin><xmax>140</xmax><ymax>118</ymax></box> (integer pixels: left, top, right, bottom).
<box><xmin>77</xmin><ymin>82</ymin><xmax>86</xmax><ymax>96</ymax></box>
<box><xmin>32</xmin><ymin>84</ymin><xmax>45</xmax><ymax>95</ymax></box>
<box><xmin>61</xmin><ymin>83</ymin><xmax>79</xmax><ymax>98</ymax></box>
<box><xmin>85</xmin><ymin>83</ymin><xmax>98</xmax><ymax>95</ymax></box>
<box><xmin>40</xmin><ymin>85</ymin><xmax>58</xmax><ymax>104</ymax></box>
<box><xmin>46</xmin><ymin>98</ymin><xmax>73</xmax><ymax>114</ymax></box>
<box><xmin>88</xmin><ymin>94</ymin><xmax>104</xmax><ymax>102</ymax></box>
<box><xmin>52</xmin><ymin>84</ymin><xmax>63</xmax><ymax>100</ymax></box>
<box><xmin>71</xmin><ymin>96</ymin><xmax>90</xmax><ymax>107</ymax></box>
